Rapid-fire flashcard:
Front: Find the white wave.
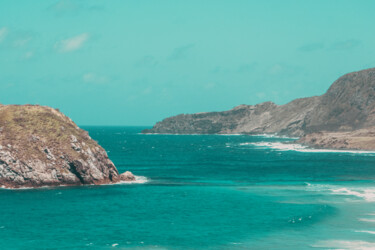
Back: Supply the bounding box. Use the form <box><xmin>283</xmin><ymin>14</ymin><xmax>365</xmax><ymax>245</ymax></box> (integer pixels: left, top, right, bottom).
<box><xmin>306</xmin><ymin>184</ymin><xmax>375</xmax><ymax>202</ymax></box>
<box><xmin>141</xmin><ymin>133</ymin><xmax>244</xmax><ymax>136</ymax></box>
<box><xmin>331</xmin><ymin>188</ymin><xmax>375</xmax><ymax>202</ymax></box>
<box><xmin>142</xmin><ymin>133</ymin><xmax>299</xmax><ymax>138</ymax></box>
<box><xmin>0</xmin><ymin>184</ymin><xmax>66</xmax><ymax>190</ymax></box>
<box><xmin>243</xmin><ymin>142</ymin><xmax>375</xmax><ymax>154</ymax></box>
<box><xmin>110</xmin><ymin>175</ymin><xmax>149</xmax><ymax>186</ymax></box>
<box><xmin>358</xmin><ymin>218</ymin><xmax>375</xmax><ymax>223</ymax></box>
<box><xmin>355</xmin><ymin>230</ymin><xmax>375</xmax><ymax>234</ymax></box>
<box><xmin>133</xmin><ymin>175</ymin><xmax>150</xmax><ymax>184</ymax></box>
<box><xmin>312</xmin><ymin>240</ymin><xmax>375</xmax><ymax>250</ymax></box>
<box><xmin>0</xmin><ymin>176</ymin><xmax>149</xmax><ymax>190</ymax></box>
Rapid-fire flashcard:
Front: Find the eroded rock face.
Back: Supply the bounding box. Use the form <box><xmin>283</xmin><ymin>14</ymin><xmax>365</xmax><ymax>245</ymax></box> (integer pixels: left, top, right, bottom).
<box><xmin>143</xmin><ymin>68</ymin><xmax>375</xmax><ymax>138</ymax></box>
<box><xmin>0</xmin><ymin>105</ymin><xmax>133</xmax><ymax>188</ymax></box>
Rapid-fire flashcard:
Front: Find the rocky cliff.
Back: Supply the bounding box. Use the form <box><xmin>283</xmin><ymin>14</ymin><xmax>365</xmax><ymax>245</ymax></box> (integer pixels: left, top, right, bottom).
<box><xmin>0</xmin><ymin>104</ymin><xmax>135</xmax><ymax>188</ymax></box>
<box><xmin>143</xmin><ymin>97</ymin><xmax>320</xmax><ymax>137</ymax></box>
<box><xmin>143</xmin><ymin>68</ymin><xmax>375</xmax><ymax>139</ymax></box>
<box><xmin>303</xmin><ymin>68</ymin><xmax>375</xmax><ymax>133</ymax></box>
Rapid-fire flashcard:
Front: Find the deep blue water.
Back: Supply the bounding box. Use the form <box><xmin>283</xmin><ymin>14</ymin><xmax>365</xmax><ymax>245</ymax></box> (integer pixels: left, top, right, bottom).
<box><xmin>1</xmin><ymin>126</ymin><xmax>375</xmax><ymax>249</ymax></box>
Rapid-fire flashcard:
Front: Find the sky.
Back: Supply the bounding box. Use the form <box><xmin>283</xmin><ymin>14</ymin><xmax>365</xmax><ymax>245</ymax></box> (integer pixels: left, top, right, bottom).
<box><xmin>0</xmin><ymin>0</ymin><xmax>374</xmax><ymax>126</ymax></box>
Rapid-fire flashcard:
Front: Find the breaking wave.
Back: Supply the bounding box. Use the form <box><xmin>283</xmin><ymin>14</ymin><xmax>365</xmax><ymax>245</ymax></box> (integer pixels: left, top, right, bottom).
<box><xmin>242</xmin><ymin>142</ymin><xmax>375</xmax><ymax>154</ymax></box>
<box><xmin>118</xmin><ymin>175</ymin><xmax>149</xmax><ymax>184</ymax></box>
<box><xmin>312</xmin><ymin>240</ymin><xmax>375</xmax><ymax>250</ymax></box>
<box><xmin>306</xmin><ymin>183</ymin><xmax>375</xmax><ymax>202</ymax></box>
<box><xmin>1</xmin><ymin>176</ymin><xmax>149</xmax><ymax>190</ymax></box>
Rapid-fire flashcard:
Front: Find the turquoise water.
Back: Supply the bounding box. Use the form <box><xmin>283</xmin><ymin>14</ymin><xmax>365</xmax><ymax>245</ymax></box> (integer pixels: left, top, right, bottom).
<box><xmin>1</xmin><ymin>127</ymin><xmax>375</xmax><ymax>249</ymax></box>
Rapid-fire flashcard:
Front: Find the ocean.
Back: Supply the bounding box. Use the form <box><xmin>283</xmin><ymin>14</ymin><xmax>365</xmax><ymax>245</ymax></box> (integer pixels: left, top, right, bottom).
<box><xmin>1</xmin><ymin>126</ymin><xmax>375</xmax><ymax>249</ymax></box>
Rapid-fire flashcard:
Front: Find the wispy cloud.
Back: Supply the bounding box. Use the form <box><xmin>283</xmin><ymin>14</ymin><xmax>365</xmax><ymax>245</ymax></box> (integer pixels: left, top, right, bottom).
<box><xmin>49</xmin><ymin>0</ymin><xmax>79</xmax><ymax>12</ymax></box>
<box><xmin>268</xmin><ymin>63</ymin><xmax>303</xmax><ymax>76</ymax></box>
<box><xmin>13</xmin><ymin>37</ymin><xmax>32</xmax><ymax>47</ymax></box>
<box><xmin>204</xmin><ymin>82</ymin><xmax>216</xmax><ymax>90</ymax></box>
<box><xmin>0</xmin><ymin>27</ymin><xmax>8</xmax><ymax>43</ymax></box>
<box><xmin>298</xmin><ymin>43</ymin><xmax>324</xmax><ymax>52</ymax></box>
<box><xmin>269</xmin><ymin>64</ymin><xmax>283</xmax><ymax>75</ymax></box>
<box><xmin>168</xmin><ymin>43</ymin><xmax>195</xmax><ymax>60</ymax></box>
<box><xmin>135</xmin><ymin>55</ymin><xmax>158</xmax><ymax>67</ymax></box>
<box><xmin>329</xmin><ymin>39</ymin><xmax>361</xmax><ymax>50</ymax></box>
<box><xmin>83</xmin><ymin>73</ymin><xmax>108</xmax><ymax>84</ymax></box>
<box><xmin>48</xmin><ymin>0</ymin><xmax>105</xmax><ymax>16</ymax></box>
<box><xmin>237</xmin><ymin>63</ymin><xmax>257</xmax><ymax>73</ymax></box>
<box><xmin>55</xmin><ymin>33</ymin><xmax>89</xmax><ymax>53</ymax></box>
<box><xmin>24</xmin><ymin>51</ymin><xmax>34</xmax><ymax>60</ymax></box>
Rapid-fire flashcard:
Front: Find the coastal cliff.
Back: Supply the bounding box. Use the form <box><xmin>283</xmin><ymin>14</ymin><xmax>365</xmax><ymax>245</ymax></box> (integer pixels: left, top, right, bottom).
<box><xmin>143</xmin><ymin>97</ymin><xmax>320</xmax><ymax>137</ymax></box>
<box><xmin>0</xmin><ymin>104</ymin><xmax>135</xmax><ymax>188</ymax></box>
<box><xmin>143</xmin><ymin>68</ymin><xmax>375</xmax><ymax>150</ymax></box>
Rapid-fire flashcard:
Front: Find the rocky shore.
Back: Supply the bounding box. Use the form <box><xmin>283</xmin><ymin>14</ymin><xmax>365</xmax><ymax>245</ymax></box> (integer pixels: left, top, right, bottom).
<box><xmin>143</xmin><ymin>68</ymin><xmax>375</xmax><ymax>150</ymax></box>
<box><xmin>298</xmin><ymin>127</ymin><xmax>375</xmax><ymax>151</ymax></box>
<box><xmin>0</xmin><ymin>104</ymin><xmax>135</xmax><ymax>189</ymax></box>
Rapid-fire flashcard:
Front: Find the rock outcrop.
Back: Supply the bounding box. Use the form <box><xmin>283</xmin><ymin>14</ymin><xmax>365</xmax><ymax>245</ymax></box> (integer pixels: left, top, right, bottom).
<box><xmin>0</xmin><ymin>104</ymin><xmax>135</xmax><ymax>188</ymax></box>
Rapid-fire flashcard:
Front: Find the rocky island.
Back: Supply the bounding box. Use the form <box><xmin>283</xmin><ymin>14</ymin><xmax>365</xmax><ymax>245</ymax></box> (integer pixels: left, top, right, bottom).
<box><xmin>143</xmin><ymin>68</ymin><xmax>375</xmax><ymax>150</ymax></box>
<box><xmin>0</xmin><ymin>104</ymin><xmax>135</xmax><ymax>189</ymax></box>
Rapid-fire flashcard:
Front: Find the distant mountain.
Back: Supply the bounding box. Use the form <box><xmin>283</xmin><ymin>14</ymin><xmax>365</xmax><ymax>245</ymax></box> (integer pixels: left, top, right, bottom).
<box><xmin>143</xmin><ymin>68</ymin><xmax>375</xmax><ymax>149</ymax></box>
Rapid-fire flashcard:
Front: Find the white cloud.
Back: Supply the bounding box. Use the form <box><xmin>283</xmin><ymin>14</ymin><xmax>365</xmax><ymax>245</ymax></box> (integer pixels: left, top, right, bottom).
<box><xmin>50</xmin><ymin>0</ymin><xmax>79</xmax><ymax>12</ymax></box>
<box><xmin>24</xmin><ymin>51</ymin><xmax>34</xmax><ymax>59</ymax></box>
<box><xmin>256</xmin><ymin>92</ymin><xmax>266</xmax><ymax>99</ymax></box>
<box><xmin>142</xmin><ymin>86</ymin><xmax>153</xmax><ymax>95</ymax></box>
<box><xmin>13</xmin><ymin>37</ymin><xmax>32</xmax><ymax>47</ymax></box>
<box><xmin>55</xmin><ymin>33</ymin><xmax>89</xmax><ymax>52</ymax></box>
<box><xmin>83</xmin><ymin>73</ymin><xmax>108</xmax><ymax>84</ymax></box>
<box><xmin>269</xmin><ymin>64</ymin><xmax>283</xmax><ymax>75</ymax></box>
<box><xmin>330</xmin><ymin>39</ymin><xmax>361</xmax><ymax>50</ymax></box>
<box><xmin>0</xmin><ymin>27</ymin><xmax>8</xmax><ymax>42</ymax></box>
<box><xmin>204</xmin><ymin>82</ymin><xmax>216</xmax><ymax>90</ymax></box>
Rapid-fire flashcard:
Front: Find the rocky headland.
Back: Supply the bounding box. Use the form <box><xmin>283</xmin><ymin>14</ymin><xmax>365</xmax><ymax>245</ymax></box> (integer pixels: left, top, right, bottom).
<box><xmin>143</xmin><ymin>68</ymin><xmax>375</xmax><ymax>150</ymax></box>
<box><xmin>0</xmin><ymin>104</ymin><xmax>135</xmax><ymax>189</ymax></box>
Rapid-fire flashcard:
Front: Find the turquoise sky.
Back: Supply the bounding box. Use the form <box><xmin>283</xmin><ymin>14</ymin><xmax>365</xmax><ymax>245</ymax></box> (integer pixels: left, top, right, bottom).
<box><xmin>0</xmin><ymin>0</ymin><xmax>374</xmax><ymax>125</ymax></box>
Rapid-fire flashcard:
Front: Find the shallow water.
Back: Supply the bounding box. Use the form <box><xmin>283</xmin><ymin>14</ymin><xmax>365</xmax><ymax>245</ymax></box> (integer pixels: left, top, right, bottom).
<box><xmin>1</xmin><ymin>126</ymin><xmax>375</xmax><ymax>249</ymax></box>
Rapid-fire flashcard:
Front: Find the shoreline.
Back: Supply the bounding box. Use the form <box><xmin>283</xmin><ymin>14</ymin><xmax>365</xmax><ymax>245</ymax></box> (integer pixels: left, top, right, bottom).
<box><xmin>0</xmin><ymin>175</ymin><xmax>149</xmax><ymax>190</ymax></box>
<box><xmin>142</xmin><ymin>130</ymin><xmax>375</xmax><ymax>152</ymax></box>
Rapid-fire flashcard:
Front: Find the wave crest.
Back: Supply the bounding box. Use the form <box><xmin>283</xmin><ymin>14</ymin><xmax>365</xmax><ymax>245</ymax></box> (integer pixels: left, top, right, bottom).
<box><xmin>243</xmin><ymin>142</ymin><xmax>375</xmax><ymax>154</ymax></box>
<box><xmin>306</xmin><ymin>183</ymin><xmax>375</xmax><ymax>202</ymax></box>
<box><xmin>118</xmin><ymin>175</ymin><xmax>149</xmax><ymax>185</ymax></box>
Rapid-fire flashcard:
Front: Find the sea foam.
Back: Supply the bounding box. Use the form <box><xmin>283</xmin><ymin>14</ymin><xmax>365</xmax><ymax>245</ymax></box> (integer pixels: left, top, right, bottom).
<box><xmin>312</xmin><ymin>240</ymin><xmax>375</xmax><ymax>250</ymax></box>
<box><xmin>355</xmin><ymin>230</ymin><xmax>375</xmax><ymax>234</ymax></box>
<box><xmin>243</xmin><ymin>142</ymin><xmax>375</xmax><ymax>154</ymax></box>
<box><xmin>306</xmin><ymin>184</ymin><xmax>375</xmax><ymax>202</ymax></box>
<box><xmin>0</xmin><ymin>176</ymin><xmax>149</xmax><ymax>190</ymax></box>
